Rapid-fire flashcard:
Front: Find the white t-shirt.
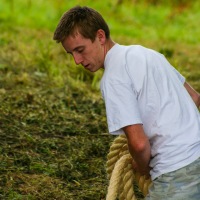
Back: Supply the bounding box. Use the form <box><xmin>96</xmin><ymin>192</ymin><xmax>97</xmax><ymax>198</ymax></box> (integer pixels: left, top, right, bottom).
<box><xmin>100</xmin><ymin>44</ymin><xmax>200</xmax><ymax>180</ymax></box>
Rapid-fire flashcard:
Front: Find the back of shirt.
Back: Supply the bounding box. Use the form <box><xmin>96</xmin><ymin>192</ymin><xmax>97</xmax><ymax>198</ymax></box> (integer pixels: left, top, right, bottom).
<box><xmin>101</xmin><ymin>44</ymin><xmax>200</xmax><ymax>180</ymax></box>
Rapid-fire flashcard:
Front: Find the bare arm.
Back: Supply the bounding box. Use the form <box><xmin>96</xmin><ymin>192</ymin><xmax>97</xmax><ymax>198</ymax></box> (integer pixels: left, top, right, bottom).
<box><xmin>123</xmin><ymin>124</ymin><xmax>151</xmax><ymax>178</ymax></box>
<box><xmin>184</xmin><ymin>82</ymin><xmax>200</xmax><ymax>108</ymax></box>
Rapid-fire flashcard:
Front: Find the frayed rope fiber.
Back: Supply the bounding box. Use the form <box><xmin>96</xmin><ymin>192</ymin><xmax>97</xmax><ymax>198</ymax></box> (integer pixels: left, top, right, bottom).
<box><xmin>106</xmin><ymin>134</ymin><xmax>152</xmax><ymax>200</ymax></box>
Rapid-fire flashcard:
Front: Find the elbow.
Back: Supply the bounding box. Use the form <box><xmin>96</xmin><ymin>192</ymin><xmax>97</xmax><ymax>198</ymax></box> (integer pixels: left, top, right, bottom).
<box><xmin>128</xmin><ymin>139</ymin><xmax>149</xmax><ymax>154</ymax></box>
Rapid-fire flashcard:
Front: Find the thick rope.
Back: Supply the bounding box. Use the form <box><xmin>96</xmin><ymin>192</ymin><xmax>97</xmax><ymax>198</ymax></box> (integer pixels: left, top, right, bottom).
<box><xmin>106</xmin><ymin>134</ymin><xmax>152</xmax><ymax>200</ymax></box>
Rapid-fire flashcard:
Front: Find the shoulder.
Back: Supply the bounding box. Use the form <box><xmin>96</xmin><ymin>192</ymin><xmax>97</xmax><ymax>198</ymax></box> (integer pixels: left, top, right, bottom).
<box><xmin>125</xmin><ymin>45</ymin><xmax>161</xmax><ymax>59</ymax></box>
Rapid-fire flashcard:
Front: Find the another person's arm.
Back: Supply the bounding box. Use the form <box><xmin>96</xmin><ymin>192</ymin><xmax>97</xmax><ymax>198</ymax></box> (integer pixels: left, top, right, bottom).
<box><xmin>123</xmin><ymin>124</ymin><xmax>151</xmax><ymax>179</ymax></box>
<box><xmin>184</xmin><ymin>82</ymin><xmax>200</xmax><ymax>108</ymax></box>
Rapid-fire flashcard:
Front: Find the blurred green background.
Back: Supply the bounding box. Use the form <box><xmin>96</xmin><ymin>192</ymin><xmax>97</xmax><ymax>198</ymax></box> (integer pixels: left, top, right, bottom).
<box><xmin>0</xmin><ymin>0</ymin><xmax>199</xmax><ymax>199</ymax></box>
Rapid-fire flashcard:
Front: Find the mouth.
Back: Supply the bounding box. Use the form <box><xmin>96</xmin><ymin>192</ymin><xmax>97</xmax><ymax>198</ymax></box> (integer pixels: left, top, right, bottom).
<box><xmin>84</xmin><ymin>64</ymin><xmax>90</xmax><ymax>69</ymax></box>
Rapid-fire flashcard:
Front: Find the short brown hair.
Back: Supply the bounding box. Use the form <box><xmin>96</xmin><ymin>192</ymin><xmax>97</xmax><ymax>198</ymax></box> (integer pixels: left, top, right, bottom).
<box><xmin>53</xmin><ymin>6</ymin><xmax>110</xmax><ymax>43</ymax></box>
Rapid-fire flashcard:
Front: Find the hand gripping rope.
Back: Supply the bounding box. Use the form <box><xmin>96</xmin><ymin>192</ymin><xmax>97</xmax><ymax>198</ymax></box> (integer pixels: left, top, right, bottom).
<box><xmin>106</xmin><ymin>134</ymin><xmax>152</xmax><ymax>200</ymax></box>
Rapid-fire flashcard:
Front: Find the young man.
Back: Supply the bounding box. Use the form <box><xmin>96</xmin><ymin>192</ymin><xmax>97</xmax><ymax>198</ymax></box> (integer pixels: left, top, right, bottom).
<box><xmin>53</xmin><ymin>6</ymin><xmax>200</xmax><ymax>199</ymax></box>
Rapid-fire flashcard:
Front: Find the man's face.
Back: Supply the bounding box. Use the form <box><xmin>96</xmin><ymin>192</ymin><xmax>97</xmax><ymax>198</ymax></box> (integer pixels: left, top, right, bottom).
<box><xmin>62</xmin><ymin>31</ymin><xmax>105</xmax><ymax>72</ymax></box>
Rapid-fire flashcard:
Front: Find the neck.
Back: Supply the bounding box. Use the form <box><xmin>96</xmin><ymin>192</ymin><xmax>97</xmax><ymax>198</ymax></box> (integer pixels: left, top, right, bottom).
<box><xmin>104</xmin><ymin>39</ymin><xmax>115</xmax><ymax>57</ymax></box>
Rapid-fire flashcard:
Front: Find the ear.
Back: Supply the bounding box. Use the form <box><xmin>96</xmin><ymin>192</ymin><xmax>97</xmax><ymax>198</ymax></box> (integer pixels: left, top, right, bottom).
<box><xmin>96</xmin><ymin>29</ymin><xmax>106</xmax><ymax>45</ymax></box>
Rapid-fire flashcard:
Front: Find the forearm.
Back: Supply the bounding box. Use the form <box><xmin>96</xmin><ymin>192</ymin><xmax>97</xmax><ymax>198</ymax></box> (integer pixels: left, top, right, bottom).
<box><xmin>128</xmin><ymin>139</ymin><xmax>151</xmax><ymax>176</ymax></box>
<box><xmin>123</xmin><ymin>124</ymin><xmax>151</xmax><ymax>177</ymax></box>
<box><xmin>184</xmin><ymin>82</ymin><xmax>200</xmax><ymax>108</ymax></box>
<box><xmin>195</xmin><ymin>94</ymin><xmax>200</xmax><ymax>108</ymax></box>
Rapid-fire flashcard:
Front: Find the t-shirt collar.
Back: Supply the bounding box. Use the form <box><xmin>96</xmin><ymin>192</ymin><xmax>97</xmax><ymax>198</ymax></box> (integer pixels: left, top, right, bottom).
<box><xmin>104</xmin><ymin>43</ymin><xmax>119</xmax><ymax>68</ymax></box>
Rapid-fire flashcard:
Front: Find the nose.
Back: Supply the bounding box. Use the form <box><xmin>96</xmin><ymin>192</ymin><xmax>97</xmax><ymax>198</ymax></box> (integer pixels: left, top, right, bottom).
<box><xmin>73</xmin><ymin>53</ymin><xmax>83</xmax><ymax>65</ymax></box>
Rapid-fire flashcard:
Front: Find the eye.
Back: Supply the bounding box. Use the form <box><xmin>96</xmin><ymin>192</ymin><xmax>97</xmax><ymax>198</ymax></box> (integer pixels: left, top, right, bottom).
<box><xmin>76</xmin><ymin>48</ymin><xmax>84</xmax><ymax>53</ymax></box>
<box><xmin>77</xmin><ymin>50</ymin><xmax>83</xmax><ymax>53</ymax></box>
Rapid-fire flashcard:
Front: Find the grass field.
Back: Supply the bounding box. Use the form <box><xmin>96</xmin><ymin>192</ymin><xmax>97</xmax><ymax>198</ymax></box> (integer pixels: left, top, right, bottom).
<box><xmin>0</xmin><ymin>0</ymin><xmax>200</xmax><ymax>199</ymax></box>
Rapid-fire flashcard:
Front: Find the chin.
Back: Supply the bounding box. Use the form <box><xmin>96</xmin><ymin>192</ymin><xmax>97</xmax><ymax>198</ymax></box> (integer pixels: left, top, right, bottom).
<box><xmin>89</xmin><ymin>68</ymin><xmax>98</xmax><ymax>72</ymax></box>
<box><xmin>91</xmin><ymin>66</ymin><xmax>103</xmax><ymax>72</ymax></box>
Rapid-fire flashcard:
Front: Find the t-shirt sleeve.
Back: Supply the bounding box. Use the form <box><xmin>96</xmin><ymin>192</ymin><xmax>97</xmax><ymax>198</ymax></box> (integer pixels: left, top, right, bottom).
<box><xmin>171</xmin><ymin>67</ymin><xmax>185</xmax><ymax>84</ymax></box>
<box><xmin>101</xmin><ymin>82</ymin><xmax>142</xmax><ymax>135</ymax></box>
<box><xmin>159</xmin><ymin>53</ymin><xmax>185</xmax><ymax>84</ymax></box>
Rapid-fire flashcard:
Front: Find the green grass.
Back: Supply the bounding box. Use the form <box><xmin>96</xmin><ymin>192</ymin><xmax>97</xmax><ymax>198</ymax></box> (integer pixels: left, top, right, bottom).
<box><xmin>0</xmin><ymin>0</ymin><xmax>200</xmax><ymax>199</ymax></box>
